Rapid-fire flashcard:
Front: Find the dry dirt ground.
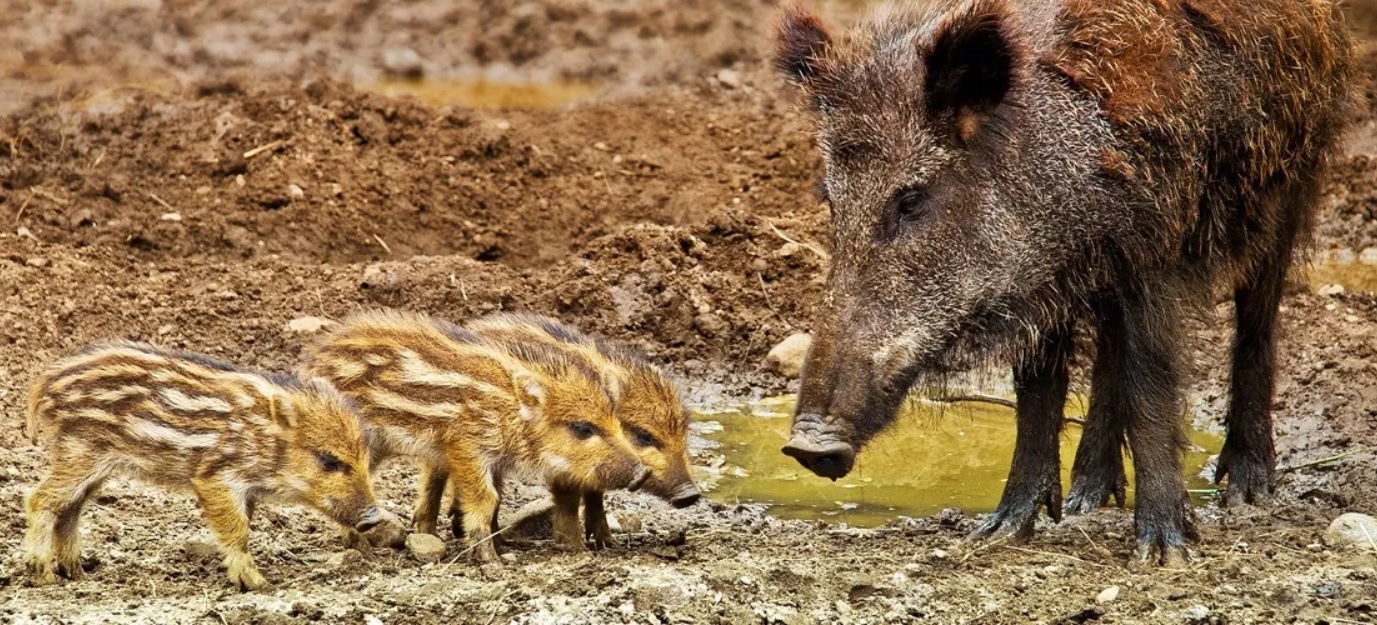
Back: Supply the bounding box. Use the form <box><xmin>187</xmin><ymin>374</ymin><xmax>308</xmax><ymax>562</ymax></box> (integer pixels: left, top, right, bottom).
<box><xmin>2</xmin><ymin>1</ymin><xmax>1377</xmax><ymax>623</ymax></box>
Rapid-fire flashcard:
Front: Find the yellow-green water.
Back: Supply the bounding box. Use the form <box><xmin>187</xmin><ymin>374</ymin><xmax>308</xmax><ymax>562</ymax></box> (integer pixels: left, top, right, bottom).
<box><xmin>1307</xmin><ymin>252</ymin><xmax>1377</xmax><ymax>293</ymax></box>
<box><xmin>359</xmin><ymin>78</ymin><xmax>599</xmax><ymax>109</ymax></box>
<box><xmin>696</xmin><ymin>395</ymin><xmax>1223</xmax><ymax>527</ymax></box>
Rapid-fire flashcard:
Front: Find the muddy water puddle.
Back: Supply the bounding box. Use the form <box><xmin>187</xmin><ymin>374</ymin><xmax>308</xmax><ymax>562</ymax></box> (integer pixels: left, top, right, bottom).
<box><xmin>1308</xmin><ymin>250</ymin><xmax>1377</xmax><ymax>293</ymax></box>
<box><xmin>359</xmin><ymin>78</ymin><xmax>599</xmax><ymax>109</ymax></box>
<box><xmin>695</xmin><ymin>395</ymin><xmax>1222</xmax><ymax>527</ymax></box>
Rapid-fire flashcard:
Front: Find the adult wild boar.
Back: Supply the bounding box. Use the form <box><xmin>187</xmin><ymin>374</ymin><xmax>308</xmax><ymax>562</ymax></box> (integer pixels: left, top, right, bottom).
<box><xmin>774</xmin><ymin>0</ymin><xmax>1353</xmax><ymax>563</ymax></box>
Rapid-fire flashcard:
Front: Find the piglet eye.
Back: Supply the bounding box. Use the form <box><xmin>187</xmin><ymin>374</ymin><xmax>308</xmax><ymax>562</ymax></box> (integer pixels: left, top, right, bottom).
<box><xmin>630</xmin><ymin>426</ymin><xmax>661</xmax><ymax>449</ymax></box>
<box><xmin>893</xmin><ymin>186</ymin><xmax>929</xmax><ymax>222</ymax></box>
<box><xmin>315</xmin><ymin>451</ymin><xmax>346</xmax><ymax>473</ymax></box>
<box><xmin>569</xmin><ymin>422</ymin><xmax>600</xmax><ymax>440</ymax></box>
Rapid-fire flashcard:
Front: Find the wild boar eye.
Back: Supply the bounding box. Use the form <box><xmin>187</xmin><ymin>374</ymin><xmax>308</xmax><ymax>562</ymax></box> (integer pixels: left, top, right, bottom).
<box><xmin>315</xmin><ymin>451</ymin><xmax>346</xmax><ymax>473</ymax></box>
<box><xmin>568</xmin><ymin>422</ymin><xmax>601</xmax><ymax>440</ymax></box>
<box><xmin>630</xmin><ymin>426</ymin><xmax>661</xmax><ymax>449</ymax></box>
<box><xmin>892</xmin><ymin>186</ymin><xmax>930</xmax><ymax>223</ymax></box>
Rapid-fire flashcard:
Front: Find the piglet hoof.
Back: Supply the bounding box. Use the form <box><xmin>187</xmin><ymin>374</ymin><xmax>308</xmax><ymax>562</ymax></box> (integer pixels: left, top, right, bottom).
<box><xmin>1214</xmin><ymin>447</ymin><xmax>1274</xmax><ymax>508</ymax></box>
<box><xmin>55</xmin><ymin>557</ymin><xmax>87</xmax><ymax>581</ymax></box>
<box><xmin>586</xmin><ymin>522</ymin><xmax>613</xmax><ymax>551</ymax></box>
<box><xmin>229</xmin><ymin>566</ymin><xmax>270</xmax><ymax>593</ymax></box>
<box><xmin>26</xmin><ymin>561</ymin><xmax>59</xmax><ymax>587</ymax></box>
<box><xmin>469</xmin><ymin>541</ymin><xmax>501</xmax><ymax>564</ymax></box>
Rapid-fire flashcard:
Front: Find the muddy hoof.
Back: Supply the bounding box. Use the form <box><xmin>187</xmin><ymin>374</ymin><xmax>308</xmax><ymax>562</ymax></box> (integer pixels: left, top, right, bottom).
<box><xmin>972</xmin><ymin>480</ymin><xmax>1061</xmax><ymax>542</ymax></box>
<box><xmin>1065</xmin><ymin>468</ymin><xmax>1128</xmax><ymax>515</ymax></box>
<box><xmin>1214</xmin><ymin>447</ymin><xmax>1274</xmax><ymax>507</ymax></box>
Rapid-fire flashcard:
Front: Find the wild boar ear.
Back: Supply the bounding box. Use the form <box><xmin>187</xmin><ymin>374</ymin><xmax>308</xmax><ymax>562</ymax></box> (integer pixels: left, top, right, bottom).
<box><xmin>512</xmin><ymin>371</ymin><xmax>546</xmax><ymax>419</ymax></box>
<box><xmin>268</xmin><ymin>394</ymin><xmax>297</xmax><ymax>429</ymax></box>
<box><xmin>923</xmin><ymin>0</ymin><xmax>1022</xmax><ymax>145</ymax></box>
<box><xmin>774</xmin><ymin>2</ymin><xmax>834</xmax><ymax>91</ymax></box>
<box><xmin>600</xmin><ymin>365</ymin><xmax>624</xmax><ymax>408</ymax></box>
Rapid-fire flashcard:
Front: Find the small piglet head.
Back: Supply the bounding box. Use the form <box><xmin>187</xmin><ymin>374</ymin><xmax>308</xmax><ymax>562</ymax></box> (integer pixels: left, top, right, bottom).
<box><xmin>274</xmin><ymin>379</ymin><xmax>381</xmax><ymax>532</ymax></box>
<box><xmin>513</xmin><ymin>365</ymin><xmax>648</xmax><ymax>493</ymax></box>
<box><xmin>776</xmin><ymin>1</ymin><xmax>1032</xmax><ymax>477</ymax></box>
<box><xmin>615</xmin><ymin>369</ymin><xmax>699</xmax><ymax>508</ymax></box>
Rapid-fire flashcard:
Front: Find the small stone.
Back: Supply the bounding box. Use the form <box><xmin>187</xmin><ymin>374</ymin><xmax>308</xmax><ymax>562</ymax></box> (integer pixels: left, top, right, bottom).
<box><xmin>500</xmin><ymin>553</ymin><xmax>518</xmax><ymax>563</ymax></box>
<box><xmin>1318</xmin><ymin>283</ymin><xmax>1345</xmax><ymax>297</ymax></box>
<box><xmin>766</xmin><ymin>333</ymin><xmax>813</xmax><ymax>378</ymax></box>
<box><xmin>493</xmin><ymin>119</ymin><xmax>512</xmax><ymax>131</ymax></box>
<box><xmin>930</xmin><ymin>549</ymin><xmax>950</xmax><ymax>560</ymax></box>
<box><xmin>405</xmin><ymin>533</ymin><xmax>446</xmax><ymax>563</ymax></box>
<box><xmin>605</xmin><ymin>513</ymin><xmax>622</xmax><ymax>533</ymax></box>
<box><xmin>1182</xmin><ymin>604</ymin><xmax>1210</xmax><ymax>623</ymax></box>
<box><xmin>184</xmin><ymin>540</ymin><xmax>220</xmax><ymax>560</ymax></box>
<box><xmin>25</xmin><ymin>257</ymin><xmax>48</xmax><ymax>267</ymax></box>
<box><xmin>288</xmin><ymin>184</ymin><xmax>305</xmax><ymax>200</ymax></box>
<box><xmin>364</xmin><ymin>616</ymin><xmax>384</xmax><ymax>625</ymax></box>
<box><xmin>160</xmin><ymin>212</ymin><xmax>182</xmax><ymax>222</ymax></box>
<box><xmin>325</xmin><ymin>550</ymin><xmax>362</xmax><ymax>569</ymax></box>
<box><xmin>331</xmin><ymin>183</ymin><xmax>344</xmax><ymax>197</ymax></box>
<box><xmin>1324</xmin><ymin>513</ymin><xmax>1377</xmax><ymax>553</ymax></box>
<box><xmin>157</xmin><ymin>324</ymin><xmax>176</xmax><ymax>336</ymax></box>
<box><xmin>1097</xmin><ymin>585</ymin><xmax>1121</xmax><ymax>604</ymax></box>
<box><xmin>716</xmin><ymin>69</ymin><xmax>743</xmax><ymax>89</ymax></box>
<box><xmin>17</xmin><ymin>227</ymin><xmax>35</xmax><ymax>239</ymax></box>
<box><xmin>286</xmin><ymin>316</ymin><xmax>336</xmax><ymax>335</ymax></box>
<box><xmin>615</xmin><ymin>512</ymin><xmax>643</xmax><ymax>534</ymax></box>
<box><xmin>235</xmin><ymin>174</ymin><xmax>246</xmax><ymax>187</ymax></box>
<box><xmin>381</xmin><ymin>47</ymin><xmax>424</xmax><ymax>79</ymax></box>
<box><xmin>593</xmin><ymin>142</ymin><xmax>610</xmax><ymax>151</ymax></box>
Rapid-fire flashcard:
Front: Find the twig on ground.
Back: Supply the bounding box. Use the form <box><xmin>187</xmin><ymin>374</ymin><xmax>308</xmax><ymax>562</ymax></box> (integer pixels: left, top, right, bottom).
<box><xmin>372</xmin><ymin>234</ymin><xmax>393</xmax><ymax>255</ymax></box>
<box><xmin>14</xmin><ymin>190</ymin><xmax>33</xmax><ymax>222</ymax></box>
<box><xmin>1279</xmin><ymin>448</ymin><xmax>1371</xmax><ymax>474</ymax></box>
<box><xmin>441</xmin><ymin>525</ymin><xmax>513</xmax><ymax>571</ymax></box>
<box><xmin>766</xmin><ymin>220</ymin><xmax>829</xmax><ymax>261</ymax></box>
<box><xmin>243</xmin><ymin>140</ymin><xmax>288</xmax><ymax>159</ymax></box>
<box><xmin>148</xmin><ymin>192</ymin><xmax>175</xmax><ymax>211</ymax></box>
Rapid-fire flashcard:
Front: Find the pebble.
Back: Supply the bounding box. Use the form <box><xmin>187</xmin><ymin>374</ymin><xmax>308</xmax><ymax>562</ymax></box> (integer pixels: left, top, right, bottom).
<box><xmin>930</xmin><ymin>549</ymin><xmax>950</xmax><ymax>560</ymax></box>
<box><xmin>286</xmin><ymin>316</ymin><xmax>336</xmax><ymax>335</ymax></box>
<box><xmin>766</xmin><ymin>333</ymin><xmax>813</xmax><ymax>378</ymax></box>
<box><xmin>615</xmin><ymin>512</ymin><xmax>643</xmax><ymax>534</ymax></box>
<box><xmin>17</xmin><ymin>227</ymin><xmax>35</xmax><ymax>239</ymax></box>
<box><xmin>405</xmin><ymin>533</ymin><xmax>446</xmax><ymax>563</ymax></box>
<box><xmin>160</xmin><ymin>212</ymin><xmax>182</xmax><ymax>222</ymax></box>
<box><xmin>381</xmin><ymin>47</ymin><xmax>424</xmax><ymax>79</ymax></box>
<box><xmin>716</xmin><ymin>69</ymin><xmax>743</xmax><ymax>89</ymax></box>
<box><xmin>184</xmin><ymin>540</ymin><xmax>220</xmax><ymax>560</ymax></box>
<box><xmin>288</xmin><ymin>184</ymin><xmax>305</xmax><ymax>200</ymax></box>
<box><xmin>500</xmin><ymin>553</ymin><xmax>518</xmax><ymax>564</ymax></box>
<box><xmin>1318</xmin><ymin>283</ymin><xmax>1345</xmax><ymax>296</ymax></box>
<box><xmin>1096</xmin><ymin>585</ymin><xmax>1121</xmax><ymax>604</ymax></box>
<box><xmin>25</xmin><ymin>257</ymin><xmax>48</xmax><ymax>267</ymax></box>
<box><xmin>1182</xmin><ymin>604</ymin><xmax>1211</xmax><ymax>623</ymax></box>
<box><xmin>364</xmin><ymin>616</ymin><xmax>384</xmax><ymax>625</ymax></box>
<box><xmin>1323</xmin><ymin>512</ymin><xmax>1377</xmax><ymax>552</ymax></box>
<box><xmin>325</xmin><ymin>550</ymin><xmax>362</xmax><ymax>569</ymax></box>
<box><xmin>493</xmin><ymin>119</ymin><xmax>512</xmax><ymax>131</ymax></box>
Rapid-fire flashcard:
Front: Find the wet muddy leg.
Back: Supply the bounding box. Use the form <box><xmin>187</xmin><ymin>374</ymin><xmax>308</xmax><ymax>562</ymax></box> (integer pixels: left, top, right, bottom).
<box><xmin>973</xmin><ymin>321</ymin><xmax>1072</xmax><ymax>541</ymax></box>
<box><xmin>1065</xmin><ymin>300</ymin><xmax>1130</xmax><ymax>514</ymax></box>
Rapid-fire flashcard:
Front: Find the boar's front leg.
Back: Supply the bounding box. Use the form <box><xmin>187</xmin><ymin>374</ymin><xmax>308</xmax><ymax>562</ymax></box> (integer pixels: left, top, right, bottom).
<box><xmin>550</xmin><ymin>485</ymin><xmax>585</xmax><ymax>550</ymax></box>
<box><xmin>972</xmin><ymin>323</ymin><xmax>1072</xmax><ymax>541</ymax></box>
<box><xmin>582</xmin><ymin>491</ymin><xmax>613</xmax><ymax>550</ymax></box>
<box><xmin>446</xmin><ymin>447</ymin><xmax>502</xmax><ymax>563</ymax></box>
<box><xmin>1105</xmin><ymin>283</ymin><xmax>1197</xmax><ymax>566</ymax></box>
<box><xmin>192</xmin><ymin>476</ymin><xmax>269</xmax><ymax>591</ymax></box>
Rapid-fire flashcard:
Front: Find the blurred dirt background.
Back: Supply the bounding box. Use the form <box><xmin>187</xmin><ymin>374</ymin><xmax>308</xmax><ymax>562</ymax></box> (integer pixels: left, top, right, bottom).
<box><xmin>1</xmin><ymin>0</ymin><xmax>1377</xmax><ymax>623</ymax></box>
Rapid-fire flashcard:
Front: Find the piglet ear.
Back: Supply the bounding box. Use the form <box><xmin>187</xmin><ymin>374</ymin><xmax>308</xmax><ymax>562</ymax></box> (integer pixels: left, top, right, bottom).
<box><xmin>924</xmin><ymin>0</ymin><xmax>1022</xmax><ymax>143</ymax></box>
<box><xmin>774</xmin><ymin>2</ymin><xmax>834</xmax><ymax>88</ymax></box>
<box><xmin>268</xmin><ymin>394</ymin><xmax>297</xmax><ymax>429</ymax></box>
<box><xmin>600</xmin><ymin>364</ymin><xmax>624</xmax><ymax>408</ymax></box>
<box><xmin>513</xmin><ymin>371</ymin><xmax>545</xmax><ymax>419</ymax></box>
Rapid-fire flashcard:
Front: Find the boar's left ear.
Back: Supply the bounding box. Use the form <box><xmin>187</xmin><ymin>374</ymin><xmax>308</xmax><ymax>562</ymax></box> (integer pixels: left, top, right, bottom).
<box><xmin>924</xmin><ymin>0</ymin><xmax>1023</xmax><ymax>145</ymax></box>
<box><xmin>512</xmin><ymin>371</ymin><xmax>546</xmax><ymax>420</ymax></box>
<box><xmin>774</xmin><ymin>2</ymin><xmax>834</xmax><ymax>91</ymax></box>
<box><xmin>268</xmin><ymin>394</ymin><xmax>297</xmax><ymax>429</ymax></box>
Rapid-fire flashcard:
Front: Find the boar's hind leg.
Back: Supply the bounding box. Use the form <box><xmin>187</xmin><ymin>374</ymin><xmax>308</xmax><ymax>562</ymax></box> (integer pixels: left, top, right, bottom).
<box><xmin>1111</xmin><ymin>285</ymin><xmax>1196</xmax><ymax>567</ymax></box>
<box><xmin>973</xmin><ymin>323</ymin><xmax>1073</xmax><ymax>541</ymax></box>
<box><xmin>24</xmin><ymin>458</ymin><xmax>107</xmax><ymax>585</ymax></box>
<box><xmin>1064</xmin><ymin>305</ymin><xmax>1132</xmax><ymax>514</ymax></box>
<box><xmin>1217</xmin><ymin>182</ymin><xmax>1309</xmax><ymax>506</ymax></box>
<box><xmin>192</xmin><ymin>476</ymin><xmax>268</xmax><ymax>591</ymax></box>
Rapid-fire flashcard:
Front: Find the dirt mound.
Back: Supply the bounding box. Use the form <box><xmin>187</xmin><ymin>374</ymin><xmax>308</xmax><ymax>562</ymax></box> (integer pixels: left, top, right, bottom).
<box><xmin>1</xmin><ymin>79</ymin><xmax>819</xmax><ymax>267</ymax></box>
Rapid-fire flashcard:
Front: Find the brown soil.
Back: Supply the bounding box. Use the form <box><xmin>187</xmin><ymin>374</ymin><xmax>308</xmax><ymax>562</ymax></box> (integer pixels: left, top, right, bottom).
<box><xmin>2</xmin><ymin>1</ymin><xmax>1377</xmax><ymax>623</ymax></box>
